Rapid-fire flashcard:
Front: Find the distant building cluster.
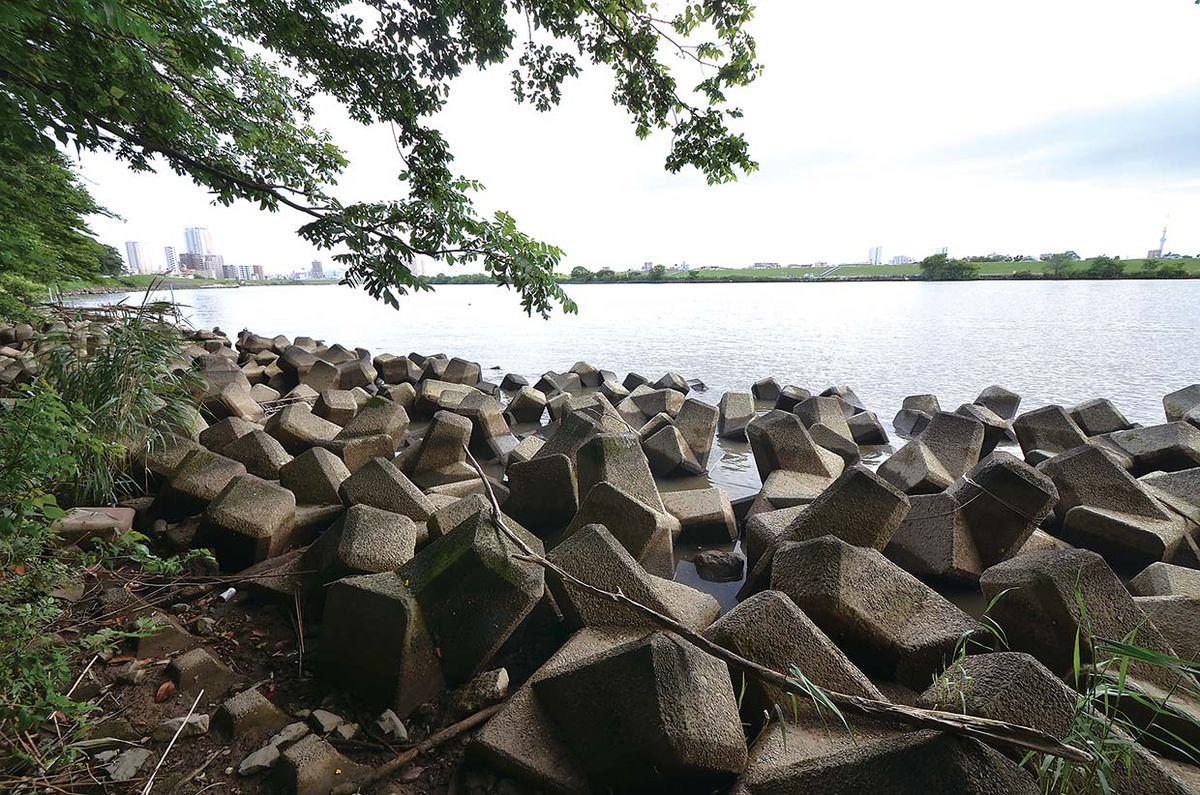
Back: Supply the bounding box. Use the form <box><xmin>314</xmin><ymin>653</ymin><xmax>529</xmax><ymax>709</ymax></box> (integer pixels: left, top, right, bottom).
<box><xmin>122</xmin><ymin>226</ymin><xmax>271</xmax><ymax>281</ymax></box>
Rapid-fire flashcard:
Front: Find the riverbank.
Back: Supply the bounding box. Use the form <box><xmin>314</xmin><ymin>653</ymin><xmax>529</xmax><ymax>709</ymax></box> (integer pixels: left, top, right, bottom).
<box><xmin>59</xmin><ymin>275</ymin><xmax>342</xmax><ymax>295</ymax></box>
<box><xmin>4</xmin><ymin>309</ymin><xmax>1200</xmax><ymax>793</ymax></box>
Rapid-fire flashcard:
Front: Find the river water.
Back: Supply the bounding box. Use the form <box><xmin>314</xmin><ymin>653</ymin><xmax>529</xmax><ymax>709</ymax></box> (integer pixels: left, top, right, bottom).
<box><xmin>70</xmin><ymin>279</ymin><xmax>1197</xmax><ymax>610</ymax></box>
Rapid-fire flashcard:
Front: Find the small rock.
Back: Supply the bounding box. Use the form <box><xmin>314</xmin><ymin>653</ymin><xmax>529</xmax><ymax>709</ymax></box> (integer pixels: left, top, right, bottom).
<box><xmin>693</xmin><ymin>550</ymin><xmax>745</xmax><ymax>583</ymax></box>
<box><xmin>333</xmin><ymin>722</ymin><xmax>359</xmax><ymax>741</ymax></box>
<box><xmin>450</xmin><ymin>668</ymin><xmax>509</xmax><ymax>716</ymax></box>
<box><xmin>115</xmin><ymin>661</ymin><xmax>148</xmax><ymax>686</ymax></box>
<box><xmin>105</xmin><ymin>748</ymin><xmax>152</xmax><ymax>782</ymax></box>
<box><xmin>270</xmin><ymin>721</ymin><xmax>310</xmax><ymax>747</ymax></box>
<box><xmin>170</xmin><ymin>603</ymin><xmax>190</xmax><ymax>615</ymax></box>
<box><xmin>308</xmin><ymin>709</ymin><xmax>344</xmax><ymax>734</ymax></box>
<box><xmin>238</xmin><ymin>743</ymin><xmax>281</xmax><ymax>776</ymax></box>
<box><xmin>193</xmin><ymin>617</ymin><xmax>216</xmax><ymax>636</ymax></box>
<box><xmin>375</xmin><ymin>709</ymin><xmax>408</xmax><ymax>741</ymax></box>
<box><xmin>152</xmin><ymin>713</ymin><xmax>210</xmax><ymax>741</ymax></box>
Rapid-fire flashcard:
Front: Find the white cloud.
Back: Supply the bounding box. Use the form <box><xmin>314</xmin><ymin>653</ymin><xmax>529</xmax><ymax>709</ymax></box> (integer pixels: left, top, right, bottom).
<box><xmin>81</xmin><ymin>0</ymin><xmax>1200</xmax><ymax>273</ymax></box>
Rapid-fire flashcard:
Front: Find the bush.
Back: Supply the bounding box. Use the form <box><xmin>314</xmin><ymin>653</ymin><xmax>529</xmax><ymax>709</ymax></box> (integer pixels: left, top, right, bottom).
<box><xmin>1083</xmin><ymin>256</ymin><xmax>1124</xmax><ymax>279</ymax></box>
<box><xmin>919</xmin><ymin>253</ymin><xmax>979</xmax><ymax>280</ymax></box>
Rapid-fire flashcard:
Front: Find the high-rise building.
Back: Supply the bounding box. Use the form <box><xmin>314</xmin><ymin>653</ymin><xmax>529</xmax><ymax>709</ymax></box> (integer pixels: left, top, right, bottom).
<box><xmin>936</xmin><ymin>246</ymin><xmax>949</xmax><ymax>256</ymax></box>
<box><xmin>125</xmin><ymin>241</ymin><xmax>149</xmax><ymax>274</ymax></box>
<box><xmin>869</xmin><ymin>246</ymin><xmax>883</xmax><ymax>265</ymax></box>
<box><xmin>311</xmin><ymin>259</ymin><xmax>324</xmax><ymax>277</ymax></box>
<box><xmin>184</xmin><ymin>227</ymin><xmax>213</xmax><ymax>256</ymax></box>
<box><xmin>252</xmin><ymin>265</ymin><xmax>265</xmax><ymax>280</ymax></box>
<box><xmin>164</xmin><ymin>246</ymin><xmax>179</xmax><ymax>273</ymax></box>
<box><xmin>179</xmin><ymin>252</ymin><xmax>224</xmax><ymax>279</ymax></box>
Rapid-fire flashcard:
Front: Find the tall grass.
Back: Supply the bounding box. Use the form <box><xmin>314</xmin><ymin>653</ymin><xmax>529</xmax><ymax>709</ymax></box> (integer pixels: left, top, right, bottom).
<box><xmin>36</xmin><ymin>296</ymin><xmax>199</xmax><ymax>504</ymax></box>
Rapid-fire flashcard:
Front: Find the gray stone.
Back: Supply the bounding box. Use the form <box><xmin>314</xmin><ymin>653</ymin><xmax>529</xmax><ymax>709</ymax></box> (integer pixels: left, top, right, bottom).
<box><xmin>1098</xmin><ymin>422</ymin><xmax>1200</xmax><ymax>475</ymax></box>
<box><xmin>374</xmin><ymin>353</ymin><xmax>420</xmax><ymax>384</ymax></box>
<box><xmin>642</xmin><ymin>425</ymin><xmax>701</xmax><ymax>476</ymax></box>
<box><xmin>199</xmin><ymin>475</ymin><xmax>298</xmax><ymax>571</ymax></box>
<box><xmin>199</xmin><ymin>416</ymin><xmax>258</xmax><ymax>452</ymax></box>
<box><xmin>279</xmin><ymin>447</ymin><xmax>350</xmax><ymax>505</ymax></box>
<box><xmin>948</xmin><ymin>451</ymin><xmax>1058</xmax><ymax>567</ymax></box>
<box><xmin>1013</xmin><ymin>404</ymin><xmax>1088</xmax><ymax>459</ymax></box>
<box><xmin>654</xmin><ymin>371</ymin><xmax>690</xmax><ymax>394</ymax></box>
<box><xmin>774</xmin><ymin>384</ymin><xmax>811</xmax><ymax>412</ymax></box>
<box><xmin>878</xmin><ymin>411</ymin><xmax>984</xmax><ymax>495</ymax></box>
<box><xmin>238</xmin><ymin>743</ymin><xmax>281</xmax><ymax>776</ymax></box>
<box><xmin>892</xmin><ymin>407</ymin><xmax>933</xmax><ymax>438</ymax></box>
<box><xmin>313</xmin><ymin>389</ymin><xmax>358</xmax><ymax>426</ymax></box>
<box><xmin>847</xmin><ymin>410</ymin><xmax>889</xmax><ymax>445</ymax></box>
<box><xmin>213</xmin><ymin>688</ymin><xmax>291</xmax><ymax>741</ymax></box>
<box><xmin>1137</xmin><ymin>595</ymin><xmax>1200</xmax><ymax>663</ymax></box>
<box><xmin>885</xmin><ymin>492</ymin><xmax>983</xmax><ymax>583</ymax></box>
<box><xmin>674</xmin><ymin>398</ymin><xmax>718</xmax><ymax>468</ymax></box>
<box><xmin>772</xmin><ymin>536</ymin><xmax>985</xmax><ymax>690</ymax></box>
<box><xmin>717</xmin><ymin>392</ymin><xmax>755</xmax><ymax>439</ymax></box>
<box><xmin>1070</xmin><ymin>397</ymin><xmax>1134</xmax><ymax>436</ymax></box>
<box><xmin>275</xmin><ymin>734</ymin><xmax>366</xmax><ymax>795</ymax></box>
<box><xmin>375</xmin><ymin>709</ymin><xmax>408</xmax><ymax>741</ymax></box>
<box><xmin>151</xmin><ymin>713</ymin><xmax>209</xmax><ymax>741</ymax></box>
<box><xmin>506</xmin><ymin>386</ymin><xmax>546</xmax><ymax>423</ymax></box>
<box><xmin>1164</xmin><ymin>384</ymin><xmax>1200</xmax><ymax>422</ymax></box>
<box><xmin>457</xmin><ymin>392</ymin><xmax>519</xmax><ymax>461</ymax></box>
<box><xmin>168</xmin><ymin>647</ymin><xmax>240</xmax><ymax>696</ymax></box>
<box><xmin>751</xmin><ymin>377</ymin><xmax>782</xmax><ymax>402</ymax></box>
<box><xmin>630</xmin><ymin>387</ymin><xmax>684</xmax><ymax>418</ymax></box>
<box><xmin>954</xmin><ymin>402</ymin><xmax>1009</xmax><ymax>455</ymax></box>
<box><xmin>105</xmin><ymin>748</ymin><xmax>152</xmax><ymax>782</ymax></box>
<box><xmin>532</xmin><ymin>632</ymin><xmax>747</xmax><ymax>793</ymax></box>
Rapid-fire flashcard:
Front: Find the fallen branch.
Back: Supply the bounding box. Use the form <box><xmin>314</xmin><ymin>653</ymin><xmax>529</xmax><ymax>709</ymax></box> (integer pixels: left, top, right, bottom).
<box><xmin>332</xmin><ymin>703</ymin><xmax>503</xmax><ymax>795</ymax></box>
<box><xmin>462</xmin><ymin>447</ymin><xmax>1091</xmax><ymax>765</ymax></box>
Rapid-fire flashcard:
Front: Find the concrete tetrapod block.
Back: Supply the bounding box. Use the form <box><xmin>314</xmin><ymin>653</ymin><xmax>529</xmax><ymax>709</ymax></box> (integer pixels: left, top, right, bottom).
<box><xmin>199</xmin><ymin>474</ymin><xmax>298</xmax><ymax>571</ymax></box>
<box><xmin>893</xmin><ymin>394</ymin><xmax>940</xmax><ymax>437</ymax></box>
<box><xmin>920</xmin><ymin>652</ymin><xmax>1199</xmax><ymax>795</ymax></box>
<box><xmin>717</xmin><ymin>392</ymin><xmax>755</xmax><ymax>439</ymax></box>
<box><xmin>847</xmin><ymin>410</ymin><xmax>889</xmax><ymax>445</ymax></box>
<box><xmin>221</xmin><ymin>429</ymin><xmax>292</xmax><ymax>480</ymax></box>
<box><xmin>948</xmin><ymin>451</ymin><xmax>1058</xmax><ymax>567</ymax></box>
<box><xmin>794</xmin><ymin>396</ymin><xmax>855</xmax><ymax>445</ymax></box>
<box><xmin>275</xmin><ymin>733</ymin><xmax>367</xmax><ymax>795</ymax></box>
<box><xmin>313</xmin><ymin>389</ymin><xmax>358</xmax><ymax>426</ymax></box>
<box><xmin>398</xmin><ymin>509</ymin><xmax>545</xmax><ymax>684</ymax></box>
<box><xmin>734</xmin><ymin>728</ymin><xmax>1037</xmax><ymax>795</ymax></box>
<box><xmin>153</xmin><ymin>448</ymin><xmax>247</xmax><ymax>522</ymax></box>
<box><xmin>339</xmin><ymin>457</ymin><xmax>434</xmax><ymax>522</ymax></box>
<box><xmin>654</xmin><ymin>371</ymin><xmax>690</xmax><ymax>394</ymax></box>
<box><xmin>1164</xmin><ymin>384</ymin><xmax>1200</xmax><ymax>423</ymax></box>
<box><xmin>980</xmin><ymin>548</ymin><xmax>1181</xmax><ymax>691</ymax></box>
<box><xmin>662</xmin><ymin>487</ymin><xmax>738</xmax><ymax>542</ymax></box>
<box><xmin>642</xmin><ymin>425</ymin><xmax>701</xmax><ymax>477</ymax></box>
<box><xmin>1141</xmin><ymin>467</ymin><xmax>1200</xmax><ymax>525</ymax></box>
<box><xmin>704</xmin><ymin>590</ymin><xmax>883</xmax><ymax>730</ymax></box>
<box><xmin>264</xmin><ymin>403</ymin><xmax>341</xmax><ymax>455</ymax></box>
<box><xmin>300</xmin><ymin>504</ymin><xmax>417</xmax><ymax>607</ymax></box>
<box><xmin>456</xmin><ymin>391</ymin><xmax>518</xmax><ymax>462</ymax></box>
<box><xmin>954</xmin><ymin>402</ymin><xmax>1010</xmax><ymax>456</ymax></box>
<box><xmin>1098</xmin><ymin>422</ymin><xmax>1200</xmax><ymax>476</ymax></box>
<box><xmin>771</xmin><ymin>535</ymin><xmax>986</xmax><ymax>690</ymax></box>
<box><xmin>674</xmin><ymin>397</ymin><xmax>718</xmax><ymax>469</ymax></box>
<box><xmin>278</xmin><ymin>447</ymin><xmax>350</xmax><ymax>505</ymax></box>
<box><xmin>1129</xmin><ymin>561</ymin><xmax>1200</xmax><ymax>597</ymax></box>
<box><xmin>743</xmin><ymin>505</ymin><xmax>806</xmax><ymax>571</ymax></box>
<box><xmin>884</xmin><ymin>492</ymin><xmax>983</xmax><ymax>584</ymax></box>
<box><xmin>1039</xmin><ymin>444</ymin><xmax>1192</xmax><ymax>571</ymax></box>
<box><xmin>878</xmin><ymin>411</ymin><xmax>984</xmax><ymax>495</ymax></box>
<box><xmin>319</xmin><ymin>571</ymin><xmax>444</xmax><ymax>718</ymax></box>
<box><xmin>373</xmin><ymin>353</ymin><xmax>419</xmax><ymax>384</ymax></box>
<box><xmin>336</xmin><ymin>396</ymin><xmax>409</xmax><ymax>449</ymax></box>
<box><xmin>406</xmin><ymin>410</ymin><xmax>471</xmax><ymax>478</ymax></box>
<box><xmin>975</xmin><ymin>384</ymin><xmax>1021</xmax><ymax>420</ymax></box>
<box><xmin>741</xmin><ymin>465</ymin><xmax>911</xmax><ymax>598</ymax></box>
<box><xmin>532</xmin><ymin>631</ymin><xmax>747</xmax><ymax>793</ymax></box>
<box><xmin>1013</xmin><ymin>404</ymin><xmax>1088</xmax><ymax>460</ymax></box>
<box><xmin>751</xmin><ymin>377</ymin><xmax>782</xmax><ymax>402</ymax></box>
<box><xmin>564</xmin><ymin>481</ymin><xmax>678</xmax><ymax>578</ymax></box>
<box><xmin>199</xmin><ymin>416</ymin><xmax>257</xmax><ymax>452</ymax></box>
<box><xmin>574</xmin><ymin>432</ymin><xmax>665</xmax><ymax>512</ymax></box>
<box><xmin>1136</xmin><ymin>595</ymin><xmax>1200</xmax><ymax>663</ymax></box>
<box><xmin>506</xmin><ymin>386</ymin><xmax>546</xmax><ymax>423</ymax></box>
<box><xmin>774</xmin><ymin>385</ymin><xmax>811</xmax><ymax>413</ymax></box>
<box><xmin>1069</xmin><ymin>397</ymin><xmax>1134</xmax><ymax>437</ymax></box>
<box><xmin>469</xmin><ymin>627</ymin><xmax>642</xmax><ymax>794</ymax></box>
<box><xmin>504</xmin><ymin>453</ymin><xmax>579</xmax><ymax>532</ymax></box>
<box><xmin>546</xmin><ymin>524</ymin><xmax>717</xmax><ymax>632</ymax></box>
<box><xmin>630</xmin><ymin>387</ymin><xmax>684</xmax><ymax>418</ymax></box>
<box><xmin>746</xmin><ymin>409</ymin><xmax>844</xmax><ymax>484</ymax></box>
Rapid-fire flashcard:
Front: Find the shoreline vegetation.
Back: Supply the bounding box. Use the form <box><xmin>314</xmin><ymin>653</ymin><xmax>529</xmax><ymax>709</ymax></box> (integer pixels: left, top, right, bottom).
<box><xmin>58</xmin><ymin>256</ymin><xmax>1200</xmax><ymax>296</ymax></box>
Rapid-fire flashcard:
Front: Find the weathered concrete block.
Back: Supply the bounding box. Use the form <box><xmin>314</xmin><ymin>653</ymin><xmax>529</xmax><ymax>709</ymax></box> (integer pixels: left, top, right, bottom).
<box><xmin>1164</xmin><ymin>384</ymin><xmax>1200</xmax><ymax>423</ymax></box>
<box><xmin>878</xmin><ymin>411</ymin><xmax>983</xmax><ymax>495</ymax></box>
<box><xmin>1013</xmin><ymin>404</ymin><xmax>1088</xmax><ymax>459</ymax></box>
<box><xmin>336</xmin><ymin>396</ymin><xmax>408</xmax><ymax>449</ymax></box>
<box><xmin>1069</xmin><ymin>397</ymin><xmax>1134</xmax><ymax>436</ymax></box>
<box><xmin>221</xmin><ymin>429</ymin><xmax>292</xmax><ymax>480</ymax></box>
<box><xmin>199</xmin><ymin>475</ymin><xmax>298</xmax><ymax>571</ymax></box>
<box><xmin>674</xmin><ymin>398</ymin><xmax>718</xmax><ymax>469</ymax></box>
<box><xmin>654</xmin><ymin>371</ymin><xmax>690</xmax><ymax>394</ymax></box>
<box><xmin>407</xmin><ymin>410</ymin><xmax>472</xmax><ymax>477</ymax></box>
<box><xmin>575</xmin><ymin>432</ymin><xmax>664</xmax><ymax>512</ymax></box>
<box><xmin>642</xmin><ymin>425</ymin><xmax>701</xmax><ymax>477</ymax></box>
<box><xmin>751</xmin><ymin>377</ymin><xmax>782</xmax><ymax>402</ymax></box>
<box><xmin>1098</xmin><ymin>422</ymin><xmax>1200</xmax><ymax>475</ymax></box>
<box><xmin>1129</xmin><ymin>561</ymin><xmax>1200</xmax><ymax>598</ymax></box>
<box><xmin>630</xmin><ymin>387</ymin><xmax>684</xmax><ymax>418</ymax></box>
<box><xmin>264</xmin><ymin>404</ymin><xmax>341</xmax><ymax>454</ymax></box>
<box><xmin>975</xmin><ymin>384</ymin><xmax>1021</xmax><ymax>420</ymax></box>
<box><xmin>275</xmin><ymin>733</ymin><xmax>366</xmax><ymax>795</ymax></box>
<box><xmin>199</xmin><ymin>416</ymin><xmax>257</xmax><ymax>452</ymax></box>
<box><xmin>746</xmin><ymin>409</ymin><xmax>843</xmax><ymax>484</ymax></box>
<box><xmin>772</xmin><ymin>536</ymin><xmax>984</xmax><ymax>689</ymax></box>
<box><xmin>662</xmin><ymin>487</ymin><xmax>737</xmax><ymax>542</ymax></box>
<box><xmin>313</xmin><ymin>389</ymin><xmax>358</xmax><ymax>426</ymax></box>
<box><xmin>399</xmin><ymin>510</ymin><xmax>544</xmax><ymax>683</ymax></box>
<box><xmin>954</xmin><ymin>402</ymin><xmax>1009</xmax><ymax>455</ymax></box>
<box><xmin>885</xmin><ymin>492</ymin><xmax>983</xmax><ymax>583</ymax></box>
<box><xmin>566</xmin><ymin>481</ymin><xmax>678</xmax><ymax>577</ymax></box>
<box><xmin>278</xmin><ymin>447</ymin><xmax>350</xmax><ymax>505</ymax></box>
<box><xmin>705</xmin><ymin>590</ymin><xmax>882</xmax><ymax>729</ymax></box>
<box><xmin>213</xmin><ymin>687</ymin><xmax>290</xmax><ymax>741</ymax></box>
<box><xmin>774</xmin><ymin>385</ymin><xmax>811</xmax><ymax>413</ymax></box>
<box><xmin>847</xmin><ymin>410</ymin><xmax>889</xmax><ymax>445</ymax></box>
<box><xmin>948</xmin><ymin>451</ymin><xmax>1057</xmax><ymax>567</ymax></box>
<box><xmin>506</xmin><ymin>386</ymin><xmax>546</xmax><ymax>423</ymax></box>
<box><xmin>533</xmin><ymin>632</ymin><xmax>747</xmax><ymax>792</ymax></box>
<box><xmin>504</xmin><ymin>453</ymin><xmax>578</xmax><ymax>532</ymax></box>
<box><xmin>153</xmin><ymin>449</ymin><xmax>247</xmax><ymax>521</ymax></box>
<box><xmin>300</xmin><ymin>505</ymin><xmax>417</xmax><ymax>603</ymax></box>
<box><xmin>339</xmin><ymin>457</ymin><xmax>434</xmax><ymax>522</ymax></box>
<box><xmin>717</xmin><ymin>392</ymin><xmax>755</xmax><ymax>439</ymax></box>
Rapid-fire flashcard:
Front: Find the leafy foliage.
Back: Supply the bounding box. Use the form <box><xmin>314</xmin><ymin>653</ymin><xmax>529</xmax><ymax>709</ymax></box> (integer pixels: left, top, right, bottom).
<box><xmin>919</xmin><ymin>253</ymin><xmax>980</xmax><ymax>281</ymax></box>
<box><xmin>1</xmin><ymin>0</ymin><xmax>761</xmax><ymax>316</ymax></box>
<box><xmin>1083</xmin><ymin>256</ymin><xmax>1125</xmax><ymax>279</ymax></box>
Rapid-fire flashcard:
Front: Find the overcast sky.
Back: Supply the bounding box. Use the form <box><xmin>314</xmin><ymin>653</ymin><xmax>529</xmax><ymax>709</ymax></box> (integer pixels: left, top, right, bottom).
<box><xmin>78</xmin><ymin>0</ymin><xmax>1200</xmax><ymax>273</ymax></box>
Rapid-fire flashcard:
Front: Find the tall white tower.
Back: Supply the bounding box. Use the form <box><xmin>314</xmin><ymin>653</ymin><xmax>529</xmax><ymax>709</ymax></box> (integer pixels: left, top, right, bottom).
<box><xmin>124</xmin><ymin>241</ymin><xmax>149</xmax><ymax>274</ymax></box>
<box><xmin>184</xmin><ymin>227</ymin><xmax>213</xmax><ymax>256</ymax></box>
